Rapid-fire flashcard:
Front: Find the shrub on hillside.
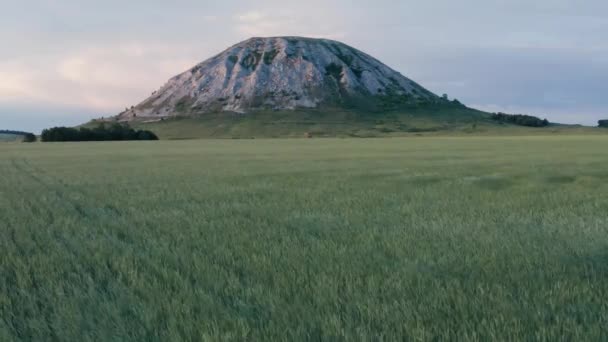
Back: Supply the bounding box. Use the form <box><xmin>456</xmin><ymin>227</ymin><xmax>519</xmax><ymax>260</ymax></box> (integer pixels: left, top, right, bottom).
<box><xmin>136</xmin><ymin>130</ymin><xmax>159</xmax><ymax>140</ymax></box>
<box><xmin>491</xmin><ymin>113</ymin><xmax>549</xmax><ymax>127</ymax></box>
<box><xmin>41</xmin><ymin>123</ymin><xmax>158</xmax><ymax>142</ymax></box>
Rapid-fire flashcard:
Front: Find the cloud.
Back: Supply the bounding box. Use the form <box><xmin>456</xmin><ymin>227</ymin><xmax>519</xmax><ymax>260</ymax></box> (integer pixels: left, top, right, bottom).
<box><xmin>2</xmin><ymin>0</ymin><xmax>607</xmax><ymax>131</ymax></box>
<box><xmin>234</xmin><ymin>10</ymin><xmax>294</xmax><ymax>37</ymax></box>
<box><xmin>233</xmin><ymin>9</ymin><xmax>345</xmax><ymax>39</ymax></box>
<box><xmin>0</xmin><ymin>63</ymin><xmax>34</xmax><ymax>99</ymax></box>
<box><xmin>202</xmin><ymin>15</ymin><xmax>218</xmax><ymax>22</ymax></box>
<box><xmin>236</xmin><ymin>11</ymin><xmax>265</xmax><ymax>23</ymax></box>
<box><xmin>0</xmin><ymin>42</ymin><xmax>205</xmax><ymax>113</ymax></box>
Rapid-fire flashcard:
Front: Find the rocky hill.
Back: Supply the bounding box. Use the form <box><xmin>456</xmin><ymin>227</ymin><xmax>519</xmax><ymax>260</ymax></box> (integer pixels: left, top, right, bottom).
<box><xmin>118</xmin><ymin>37</ymin><xmax>444</xmax><ymax>120</ymax></box>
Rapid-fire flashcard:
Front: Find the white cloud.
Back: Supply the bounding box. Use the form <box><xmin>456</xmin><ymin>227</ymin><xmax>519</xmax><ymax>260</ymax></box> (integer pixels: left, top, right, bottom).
<box><xmin>202</xmin><ymin>15</ymin><xmax>218</xmax><ymax>22</ymax></box>
<box><xmin>58</xmin><ymin>57</ymin><xmax>88</xmax><ymax>82</ymax></box>
<box><xmin>234</xmin><ymin>10</ymin><xmax>293</xmax><ymax>37</ymax></box>
<box><xmin>0</xmin><ymin>42</ymin><xmax>205</xmax><ymax>113</ymax></box>
<box><xmin>0</xmin><ymin>64</ymin><xmax>34</xmax><ymax>99</ymax></box>
<box><xmin>232</xmin><ymin>9</ymin><xmax>344</xmax><ymax>39</ymax></box>
<box><xmin>2</xmin><ymin>1</ymin><xmax>607</xmax><ymax>130</ymax></box>
<box><xmin>236</xmin><ymin>10</ymin><xmax>265</xmax><ymax>23</ymax></box>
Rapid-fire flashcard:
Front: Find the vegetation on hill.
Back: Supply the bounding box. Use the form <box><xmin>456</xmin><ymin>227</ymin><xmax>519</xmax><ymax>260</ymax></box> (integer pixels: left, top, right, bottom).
<box><xmin>598</xmin><ymin>120</ymin><xmax>608</xmax><ymax>128</ymax></box>
<box><xmin>115</xmin><ymin>104</ymin><xmax>608</xmax><ymax>140</ymax></box>
<box><xmin>117</xmin><ymin>103</ymin><xmax>492</xmax><ymax>139</ymax></box>
<box><xmin>41</xmin><ymin>123</ymin><xmax>158</xmax><ymax>142</ymax></box>
<box><xmin>491</xmin><ymin>112</ymin><xmax>549</xmax><ymax>127</ymax></box>
<box><xmin>1</xmin><ymin>137</ymin><xmax>607</xmax><ymax>340</ymax></box>
<box><xmin>96</xmin><ymin>100</ymin><xmax>606</xmax><ymax>140</ymax></box>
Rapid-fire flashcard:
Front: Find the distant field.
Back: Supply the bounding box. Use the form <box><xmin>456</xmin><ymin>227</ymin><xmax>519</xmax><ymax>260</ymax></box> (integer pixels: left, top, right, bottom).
<box><xmin>1</xmin><ymin>137</ymin><xmax>607</xmax><ymax>340</ymax></box>
<box><xmin>0</xmin><ymin>133</ymin><xmax>22</xmax><ymax>142</ymax></box>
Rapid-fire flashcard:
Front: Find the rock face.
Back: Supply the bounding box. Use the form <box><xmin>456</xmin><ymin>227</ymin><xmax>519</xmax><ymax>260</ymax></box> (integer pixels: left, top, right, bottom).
<box><xmin>119</xmin><ymin>37</ymin><xmax>438</xmax><ymax>120</ymax></box>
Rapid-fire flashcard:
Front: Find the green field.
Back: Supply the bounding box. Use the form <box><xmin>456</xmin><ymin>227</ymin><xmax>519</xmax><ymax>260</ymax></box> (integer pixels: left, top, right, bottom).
<box><xmin>1</xmin><ymin>137</ymin><xmax>607</xmax><ymax>340</ymax></box>
<box><xmin>0</xmin><ymin>134</ymin><xmax>23</xmax><ymax>142</ymax></box>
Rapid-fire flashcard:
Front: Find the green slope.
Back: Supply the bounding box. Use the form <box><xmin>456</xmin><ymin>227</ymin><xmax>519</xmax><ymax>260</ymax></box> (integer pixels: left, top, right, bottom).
<box><xmin>118</xmin><ymin>104</ymin><xmax>490</xmax><ymax>139</ymax></box>
<box><xmin>86</xmin><ymin>104</ymin><xmax>605</xmax><ymax>140</ymax></box>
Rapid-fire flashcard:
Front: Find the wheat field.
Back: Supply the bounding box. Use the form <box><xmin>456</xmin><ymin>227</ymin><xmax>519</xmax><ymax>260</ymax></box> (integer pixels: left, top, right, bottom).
<box><xmin>1</xmin><ymin>137</ymin><xmax>607</xmax><ymax>340</ymax></box>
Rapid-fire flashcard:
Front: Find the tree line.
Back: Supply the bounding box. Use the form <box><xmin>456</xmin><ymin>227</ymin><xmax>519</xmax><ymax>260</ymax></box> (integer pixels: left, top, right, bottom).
<box><xmin>1</xmin><ymin>129</ymin><xmax>31</xmax><ymax>135</ymax></box>
<box><xmin>598</xmin><ymin>120</ymin><xmax>608</xmax><ymax>128</ymax></box>
<box><xmin>41</xmin><ymin>123</ymin><xmax>158</xmax><ymax>142</ymax></box>
<box><xmin>491</xmin><ymin>113</ymin><xmax>549</xmax><ymax>127</ymax></box>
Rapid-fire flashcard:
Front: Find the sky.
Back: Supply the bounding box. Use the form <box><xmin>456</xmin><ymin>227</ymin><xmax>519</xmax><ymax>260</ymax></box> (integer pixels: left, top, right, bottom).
<box><xmin>1</xmin><ymin>0</ymin><xmax>607</xmax><ymax>132</ymax></box>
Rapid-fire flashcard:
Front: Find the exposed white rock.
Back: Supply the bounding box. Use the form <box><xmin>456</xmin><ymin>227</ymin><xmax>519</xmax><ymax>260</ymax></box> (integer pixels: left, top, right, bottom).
<box><xmin>119</xmin><ymin>37</ymin><xmax>438</xmax><ymax>120</ymax></box>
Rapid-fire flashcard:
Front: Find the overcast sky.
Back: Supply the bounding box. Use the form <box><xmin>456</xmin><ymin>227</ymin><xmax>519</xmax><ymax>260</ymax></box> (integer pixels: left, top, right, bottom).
<box><xmin>2</xmin><ymin>0</ymin><xmax>607</xmax><ymax>132</ymax></box>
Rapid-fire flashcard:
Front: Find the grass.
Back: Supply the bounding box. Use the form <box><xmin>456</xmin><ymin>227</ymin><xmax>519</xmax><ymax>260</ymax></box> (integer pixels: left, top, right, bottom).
<box><xmin>1</xmin><ymin>136</ymin><xmax>608</xmax><ymax>340</ymax></box>
<box><xmin>0</xmin><ymin>134</ymin><xmax>23</xmax><ymax>142</ymax></box>
<box><xmin>109</xmin><ymin>106</ymin><xmax>606</xmax><ymax>140</ymax></box>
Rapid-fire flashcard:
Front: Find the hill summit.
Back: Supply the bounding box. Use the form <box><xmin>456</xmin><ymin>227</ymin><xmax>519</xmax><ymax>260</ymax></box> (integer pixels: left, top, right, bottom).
<box><xmin>118</xmin><ymin>37</ymin><xmax>440</xmax><ymax>120</ymax></box>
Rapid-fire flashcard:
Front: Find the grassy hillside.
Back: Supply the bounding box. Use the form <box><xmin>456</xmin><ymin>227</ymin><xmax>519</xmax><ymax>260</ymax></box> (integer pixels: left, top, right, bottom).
<box><xmin>98</xmin><ymin>105</ymin><xmax>601</xmax><ymax>139</ymax></box>
<box><xmin>146</xmin><ymin>105</ymin><xmax>487</xmax><ymax>138</ymax></box>
<box><xmin>128</xmin><ymin>115</ymin><xmax>604</xmax><ymax>140</ymax></box>
<box><xmin>94</xmin><ymin>104</ymin><xmax>484</xmax><ymax>139</ymax></box>
<box><xmin>2</xmin><ymin>136</ymin><xmax>608</xmax><ymax>340</ymax></box>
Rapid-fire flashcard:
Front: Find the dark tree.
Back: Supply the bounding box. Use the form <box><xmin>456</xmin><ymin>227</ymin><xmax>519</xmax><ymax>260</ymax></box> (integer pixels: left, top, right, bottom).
<box><xmin>41</xmin><ymin>124</ymin><xmax>159</xmax><ymax>142</ymax></box>
<box><xmin>598</xmin><ymin>120</ymin><xmax>608</xmax><ymax>128</ymax></box>
<box><xmin>491</xmin><ymin>113</ymin><xmax>550</xmax><ymax>127</ymax></box>
<box><xmin>136</xmin><ymin>130</ymin><xmax>159</xmax><ymax>140</ymax></box>
<box><xmin>22</xmin><ymin>133</ymin><xmax>37</xmax><ymax>143</ymax></box>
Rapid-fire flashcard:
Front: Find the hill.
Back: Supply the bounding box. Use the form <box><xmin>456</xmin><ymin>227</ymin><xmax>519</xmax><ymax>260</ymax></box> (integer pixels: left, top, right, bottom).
<box><xmin>91</xmin><ymin>36</ymin><xmax>517</xmax><ymax>137</ymax></box>
<box><xmin>118</xmin><ymin>115</ymin><xmax>602</xmax><ymax>140</ymax></box>
<box><xmin>88</xmin><ymin>36</ymin><xmax>606</xmax><ymax>138</ymax></box>
<box><xmin>117</xmin><ymin>36</ymin><xmax>443</xmax><ymax>120</ymax></box>
<box><xmin>115</xmin><ymin>105</ymin><xmax>486</xmax><ymax>139</ymax></box>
